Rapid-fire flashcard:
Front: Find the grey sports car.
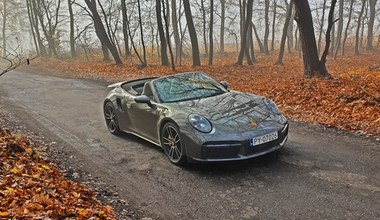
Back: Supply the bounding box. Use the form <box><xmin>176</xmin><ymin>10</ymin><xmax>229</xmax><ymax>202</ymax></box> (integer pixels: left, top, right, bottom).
<box><xmin>103</xmin><ymin>72</ymin><xmax>288</xmax><ymax>165</ymax></box>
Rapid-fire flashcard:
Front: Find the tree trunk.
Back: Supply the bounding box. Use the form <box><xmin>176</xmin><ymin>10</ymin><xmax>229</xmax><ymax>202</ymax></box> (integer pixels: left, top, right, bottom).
<box><xmin>200</xmin><ymin>0</ymin><xmax>208</xmax><ymax>56</ymax></box>
<box><xmin>126</xmin><ymin>17</ymin><xmax>144</xmax><ymax>65</ymax></box>
<box><xmin>220</xmin><ymin>0</ymin><xmax>226</xmax><ymax>53</ymax></box>
<box><xmin>355</xmin><ymin>0</ymin><xmax>366</xmax><ymax>55</ymax></box>
<box><xmin>360</xmin><ymin>1</ymin><xmax>368</xmax><ymax>47</ymax></box>
<box><xmin>275</xmin><ymin>0</ymin><xmax>293</xmax><ymax>65</ymax></box>
<box><xmin>271</xmin><ymin>0</ymin><xmax>277</xmax><ymax>51</ymax></box>
<box><xmin>36</xmin><ymin>0</ymin><xmax>59</xmax><ymax>57</ymax></box>
<box><xmin>26</xmin><ymin>0</ymin><xmax>39</xmax><ymax>54</ymax></box>
<box><xmin>321</xmin><ymin>0</ymin><xmax>338</xmax><ymax>68</ymax></box>
<box><xmin>366</xmin><ymin>0</ymin><xmax>376</xmax><ymax>51</ymax></box>
<box><xmin>248</xmin><ymin>22</ymin><xmax>256</xmax><ymax>63</ymax></box>
<box><xmin>156</xmin><ymin>0</ymin><xmax>169</xmax><ymax>65</ymax></box>
<box><xmin>137</xmin><ymin>0</ymin><xmax>147</xmax><ymax>66</ymax></box>
<box><xmin>317</xmin><ymin>0</ymin><xmax>327</xmax><ymax>55</ymax></box>
<box><xmin>208</xmin><ymin>0</ymin><xmax>214</xmax><ymax>65</ymax></box>
<box><xmin>263</xmin><ymin>0</ymin><xmax>270</xmax><ymax>54</ymax></box>
<box><xmin>334</xmin><ymin>0</ymin><xmax>344</xmax><ymax>59</ymax></box>
<box><xmin>330</xmin><ymin>18</ymin><xmax>335</xmax><ymax>56</ymax></box>
<box><xmin>293</xmin><ymin>0</ymin><xmax>329</xmax><ymax>77</ymax></box>
<box><xmin>171</xmin><ymin>0</ymin><xmax>181</xmax><ymax>62</ymax></box>
<box><xmin>30</xmin><ymin>0</ymin><xmax>46</xmax><ymax>55</ymax></box>
<box><xmin>68</xmin><ymin>0</ymin><xmax>76</xmax><ymax>58</ymax></box>
<box><xmin>84</xmin><ymin>0</ymin><xmax>122</xmax><ymax>64</ymax></box>
<box><xmin>2</xmin><ymin>0</ymin><xmax>7</xmax><ymax>57</ymax></box>
<box><xmin>237</xmin><ymin>0</ymin><xmax>254</xmax><ymax>65</ymax></box>
<box><xmin>239</xmin><ymin>0</ymin><xmax>246</xmax><ymax>44</ymax></box>
<box><xmin>162</xmin><ymin>0</ymin><xmax>175</xmax><ymax>70</ymax></box>
<box><xmin>252</xmin><ymin>23</ymin><xmax>265</xmax><ymax>53</ymax></box>
<box><xmin>342</xmin><ymin>0</ymin><xmax>353</xmax><ymax>55</ymax></box>
<box><xmin>121</xmin><ymin>0</ymin><xmax>131</xmax><ymax>57</ymax></box>
<box><xmin>101</xmin><ymin>43</ymin><xmax>110</xmax><ymax>61</ymax></box>
<box><xmin>287</xmin><ymin>6</ymin><xmax>295</xmax><ymax>53</ymax></box>
<box><xmin>183</xmin><ymin>0</ymin><xmax>201</xmax><ymax>66</ymax></box>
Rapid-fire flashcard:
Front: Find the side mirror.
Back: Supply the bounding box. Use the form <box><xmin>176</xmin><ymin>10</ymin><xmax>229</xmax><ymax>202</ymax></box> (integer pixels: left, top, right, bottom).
<box><xmin>220</xmin><ymin>81</ymin><xmax>228</xmax><ymax>90</ymax></box>
<box><xmin>134</xmin><ymin>95</ymin><xmax>153</xmax><ymax>107</ymax></box>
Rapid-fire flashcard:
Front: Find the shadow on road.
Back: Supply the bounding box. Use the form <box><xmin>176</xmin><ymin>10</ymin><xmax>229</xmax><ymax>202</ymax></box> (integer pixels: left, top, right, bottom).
<box><xmin>112</xmin><ymin>131</ymin><xmax>295</xmax><ymax>176</ymax></box>
<box><xmin>184</xmin><ymin>149</ymin><xmax>288</xmax><ymax>174</ymax></box>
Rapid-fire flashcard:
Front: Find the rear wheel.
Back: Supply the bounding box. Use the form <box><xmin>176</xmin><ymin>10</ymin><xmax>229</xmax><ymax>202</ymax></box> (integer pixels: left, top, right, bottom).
<box><xmin>104</xmin><ymin>102</ymin><xmax>122</xmax><ymax>135</ymax></box>
<box><xmin>161</xmin><ymin>122</ymin><xmax>186</xmax><ymax>165</ymax></box>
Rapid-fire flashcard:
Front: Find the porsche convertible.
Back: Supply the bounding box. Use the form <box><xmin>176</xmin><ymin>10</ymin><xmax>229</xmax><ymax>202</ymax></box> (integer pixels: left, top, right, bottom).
<box><xmin>103</xmin><ymin>72</ymin><xmax>288</xmax><ymax>165</ymax></box>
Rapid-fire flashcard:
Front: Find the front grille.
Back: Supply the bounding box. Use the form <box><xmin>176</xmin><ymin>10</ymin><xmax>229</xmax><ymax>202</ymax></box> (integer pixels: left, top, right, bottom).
<box><xmin>201</xmin><ymin>124</ymin><xmax>288</xmax><ymax>160</ymax></box>
<box><xmin>201</xmin><ymin>141</ymin><xmax>242</xmax><ymax>159</ymax></box>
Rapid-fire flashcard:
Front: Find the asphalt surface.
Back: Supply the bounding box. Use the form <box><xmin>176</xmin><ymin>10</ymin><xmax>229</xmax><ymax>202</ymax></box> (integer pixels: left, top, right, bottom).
<box><xmin>1</xmin><ymin>71</ymin><xmax>379</xmax><ymax>219</ymax></box>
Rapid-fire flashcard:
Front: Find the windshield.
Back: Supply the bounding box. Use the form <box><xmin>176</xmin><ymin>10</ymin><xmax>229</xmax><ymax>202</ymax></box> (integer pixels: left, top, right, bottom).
<box><xmin>152</xmin><ymin>72</ymin><xmax>227</xmax><ymax>103</ymax></box>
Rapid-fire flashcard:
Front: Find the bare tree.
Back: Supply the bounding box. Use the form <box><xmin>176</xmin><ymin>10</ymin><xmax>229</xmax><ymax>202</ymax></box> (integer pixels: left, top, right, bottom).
<box><xmin>342</xmin><ymin>0</ymin><xmax>354</xmax><ymax>55</ymax></box>
<box><xmin>121</xmin><ymin>0</ymin><xmax>131</xmax><ymax>57</ymax></box>
<box><xmin>237</xmin><ymin>0</ymin><xmax>253</xmax><ymax>65</ymax></box>
<box><xmin>355</xmin><ymin>0</ymin><xmax>367</xmax><ymax>55</ymax></box>
<box><xmin>263</xmin><ymin>0</ymin><xmax>270</xmax><ymax>54</ymax></box>
<box><xmin>68</xmin><ymin>0</ymin><xmax>76</xmax><ymax>58</ymax></box>
<box><xmin>156</xmin><ymin>0</ymin><xmax>169</xmax><ymax>65</ymax></box>
<box><xmin>320</xmin><ymin>0</ymin><xmax>338</xmax><ymax>70</ymax></box>
<box><xmin>34</xmin><ymin>0</ymin><xmax>62</xmax><ymax>58</ymax></box>
<box><xmin>271</xmin><ymin>0</ymin><xmax>278</xmax><ymax>51</ymax></box>
<box><xmin>200</xmin><ymin>0</ymin><xmax>208</xmax><ymax>56</ymax></box>
<box><xmin>171</xmin><ymin>0</ymin><xmax>181</xmax><ymax>61</ymax></box>
<box><xmin>28</xmin><ymin>0</ymin><xmax>47</xmax><ymax>55</ymax></box>
<box><xmin>220</xmin><ymin>0</ymin><xmax>226</xmax><ymax>53</ymax></box>
<box><xmin>275</xmin><ymin>0</ymin><xmax>293</xmax><ymax>65</ymax></box>
<box><xmin>248</xmin><ymin>22</ymin><xmax>256</xmax><ymax>63</ymax></box>
<box><xmin>162</xmin><ymin>0</ymin><xmax>175</xmax><ymax>70</ymax></box>
<box><xmin>1</xmin><ymin>0</ymin><xmax>7</xmax><ymax>57</ymax></box>
<box><xmin>26</xmin><ymin>0</ymin><xmax>40</xmax><ymax>54</ymax></box>
<box><xmin>137</xmin><ymin>0</ymin><xmax>146</xmax><ymax>66</ymax></box>
<box><xmin>183</xmin><ymin>0</ymin><xmax>201</xmax><ymax>66</ymax></box>
<box><xmin>367</xmin><ymin>0</ymin><xmax>378</xmax><ymax>51</ymax></box>
<box><xmin>334</xmin><ymin>0</ymin><xmax>344</xmax><ymax>59</ymax></box>
<box><xmin>209</xmin><ymin>0</ymin><xmax>214</xmax><ymax>65</ymax></box>
<box><xmin>293</xmin><ymin>0</ymin><xmax>331</xmax><ymax>77</ymax></box>
<box><xmin>84</xmin><ymin>0</ymin><xmax>122</xmax><ymax>64</ymax></box>
<box><xmin>1</xmin><ymin>41</ymin><xmax>38</xmax><ymax>77</ymax></box>
<box><xmin>360</xmin><ymin>1</ymin><xmax>368</xmax><ymax>47</ymax></box>
<box><xmin>252</xmin><ymin>23</ymin><xmax>265</xmax><ymax>53</ymax></box>
<box><xmin>317</xmin><ymin>0</ymin><xmax>327</xmax><ymax>55</ymax></box>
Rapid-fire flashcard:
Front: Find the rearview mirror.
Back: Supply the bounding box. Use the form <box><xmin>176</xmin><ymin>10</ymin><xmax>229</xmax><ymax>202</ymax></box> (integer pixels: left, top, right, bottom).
<box><xmin>134</xmin><ymin>95</ymin><xmax>153</xmax><ymax>107</ymax></box>
<box><xmin>220</xmin><ymin>81</ymin><xmax>228</xmax><ymax>89</ymax></box>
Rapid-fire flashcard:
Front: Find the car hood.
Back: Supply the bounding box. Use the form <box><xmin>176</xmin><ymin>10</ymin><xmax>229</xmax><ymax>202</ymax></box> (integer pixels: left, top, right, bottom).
<box><xmin>170</xmin><ymin>91</ymin><xmax>283</xmax><ymax>132</ymax></box>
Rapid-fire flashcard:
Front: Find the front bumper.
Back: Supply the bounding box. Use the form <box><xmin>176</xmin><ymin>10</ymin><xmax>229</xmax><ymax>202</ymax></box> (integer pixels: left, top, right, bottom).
<box><xmin>187</xmin><ymin>123</ymin><xmax>289</xmax><ymax>162</ymax></box>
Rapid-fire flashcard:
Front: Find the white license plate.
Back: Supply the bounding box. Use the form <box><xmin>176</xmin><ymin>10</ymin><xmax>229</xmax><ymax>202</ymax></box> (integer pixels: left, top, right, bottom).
<box><xmin>250</xmin><ymin>132</ymin><xmax>278</xmax><ymax>147</ymax></box>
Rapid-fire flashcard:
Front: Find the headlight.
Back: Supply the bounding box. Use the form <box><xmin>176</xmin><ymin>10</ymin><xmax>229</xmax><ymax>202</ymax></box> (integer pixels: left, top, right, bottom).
<box><xmin>188</xmin><ymin>114</ymin><xmax>212</xmax><ymax>133</ymax></box>
<box><xmin>277</xmin><ymin>114</ymin><xmax>287</xmax><ymax>124</ymax></box>
<box><xmin>264</xmin><ymin>99</ymin><xmax>281</xmax><ymax>115</ymax></box>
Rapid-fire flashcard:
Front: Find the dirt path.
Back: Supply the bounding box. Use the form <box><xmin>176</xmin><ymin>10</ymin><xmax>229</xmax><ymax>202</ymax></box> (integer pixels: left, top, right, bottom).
<box><xmin>1</xmin><ymin>71</ymin><xmax>379</xmax><ymax>219</ymax></box>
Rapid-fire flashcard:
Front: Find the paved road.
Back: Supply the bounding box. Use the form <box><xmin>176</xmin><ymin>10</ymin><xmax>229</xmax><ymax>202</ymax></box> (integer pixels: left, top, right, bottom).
<box><xmin>1</xmin><ymin>71</ymin><xmax>379</xmax><ymax>219</ymax></box>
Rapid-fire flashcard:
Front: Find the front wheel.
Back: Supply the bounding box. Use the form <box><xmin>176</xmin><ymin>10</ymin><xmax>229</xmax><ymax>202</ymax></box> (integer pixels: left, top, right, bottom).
<box><xmin>104</xmin><ymin>102</ymin><xmax>122</xmax><ymax>135</ymax></box>
<box><xmin>161</xmin><ymin>122</ymin><xmax>187</xmax><ymax>165</ymax></box>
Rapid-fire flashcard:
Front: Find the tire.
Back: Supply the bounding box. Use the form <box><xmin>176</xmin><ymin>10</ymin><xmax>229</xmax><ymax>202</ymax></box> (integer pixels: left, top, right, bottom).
<box><xmin>104</xmin><ymin>102</ymin><xmax>122</xmax><ymax>135</ymax></box>
<box><xmin>160</xmin><ymin>122</ymin><xmax>187</xmax><ymax>165</ymax></box>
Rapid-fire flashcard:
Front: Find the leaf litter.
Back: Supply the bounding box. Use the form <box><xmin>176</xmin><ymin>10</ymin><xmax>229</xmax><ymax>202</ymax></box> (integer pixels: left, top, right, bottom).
<box><xmin>0</xmin><ymin>129</ymin><xmax>116</xmax><ymax>219</ymax></box>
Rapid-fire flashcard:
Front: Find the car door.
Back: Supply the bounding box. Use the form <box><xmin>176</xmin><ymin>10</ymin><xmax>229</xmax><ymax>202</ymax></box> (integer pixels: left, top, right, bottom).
<box><xmin>128</xmin><ymin>101</ymin><xmax>161</xmax><ymax>143</ymax></box>
<box><xmin>117</xmin><ymin>93</ymin><xmax>135</xmax><ymax>132</ymax></box>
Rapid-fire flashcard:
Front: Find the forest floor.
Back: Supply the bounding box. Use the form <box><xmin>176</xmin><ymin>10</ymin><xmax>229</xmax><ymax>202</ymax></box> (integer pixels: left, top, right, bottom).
<box><xmin>0</xmin><ymin>128</ymin><xmax>117</xmax><ymax>219</ymax></box>
<box><xmin>26</xmin><ymin>51</ymin><xmax>380</xmax><ymax>137</ymax></box>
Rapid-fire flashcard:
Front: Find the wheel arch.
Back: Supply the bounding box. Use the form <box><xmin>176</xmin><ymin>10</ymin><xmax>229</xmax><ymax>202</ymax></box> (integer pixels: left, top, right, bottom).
<box><xmin>159</xmin><ymin>118</ymin><xmax>179</xmax><ymax>137</ymax></box>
